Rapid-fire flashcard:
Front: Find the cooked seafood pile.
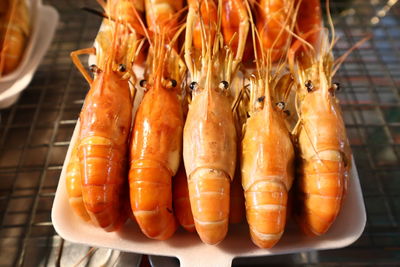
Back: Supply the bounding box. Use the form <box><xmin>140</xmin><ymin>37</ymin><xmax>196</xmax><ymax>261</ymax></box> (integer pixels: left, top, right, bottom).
<box><xmin>0</xmin><ymin>0</ymin><xmax>30</xmax><ymax>76</ymax></box>
<box><xmin>66</xmin><ymin>0</ymin><xmax>352</xmax><ymax>248</ymax></box>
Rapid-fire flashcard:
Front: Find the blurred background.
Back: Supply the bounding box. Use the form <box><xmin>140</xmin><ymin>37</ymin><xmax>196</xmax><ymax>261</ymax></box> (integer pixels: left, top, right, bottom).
<box><xmin>0</xmin><ymin>0</ymin><xmax>399</xmax><ymax>266</ymax></box>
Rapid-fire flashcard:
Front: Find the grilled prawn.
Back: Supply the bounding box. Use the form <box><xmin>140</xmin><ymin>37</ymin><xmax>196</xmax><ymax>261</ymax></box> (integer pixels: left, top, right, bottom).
<box><xmin>289</xmin><ymin>2</ymin><xmax>352</xmax><ymax>234</ymax></box>
<box><xmin>183</xmin><ymin>80</ymin><xmax>236</xmax><ymax>244</ymax></box>
<box><xmin>129</xmin><ymin>23</ymin><xmax>185</xmax><ymax>239</ymax></box>
<box><xmin>70</xmin><ymin>2</ymin><xmax>140</xmax><ymax>230</ymax></box>
<box><xmin>0</xmin><ymin>0</ymin><xmax>30</xmax><ymax>76</ymax></box>
<box><xmin>241</xmin><ymin>71</ymin><xmax>295</xmax><ymax>248</ymax></box>
<box><xmin>184</xmin><ymin>3</ymin><xmax>240</xmax><ymax>244</ymax></box>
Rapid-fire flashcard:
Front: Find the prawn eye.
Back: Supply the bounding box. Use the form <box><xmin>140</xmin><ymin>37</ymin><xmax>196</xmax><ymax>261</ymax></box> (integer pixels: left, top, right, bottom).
<box><xmin>118</xmin><ymin>64</ymin><xmax>126</xmax><ymax>72</ymax></box>
<box><xmin>305</xmin><ymin>80</ymin><xmax>313</xmax><ymax>92</ymax></box>
<box><xmin>89</xmin><ymin>64</ymin><xmax>100</xmax><ymax>73</ymax></box>
<box><xmin>219</xmin><ymin>80</ymin><xmax>229</xmax><ymax>90</ymax></box>
<box><xmin>166</xmin><ymin>79</ymin><xmax>177</xmax><ymax>89</ymax></box>
<box><xmin>257</xmin><ymin>96</ymin><xmax>265</xmax><ymax>102</ymax></box>
<box><xmin>140</xmin><ymin>79</ymin><xmax>147</xmax><ymax>87</ymax></box>
<box><xmin>276</xmin><ymin>101</ymin><xmax>285</xmax><ymax>110</ymax></box>
<box><xmin>284</xmin><ymin>110</ymin><xmax>291</xmax><ymax>116</ymax></box>
<box><xmin>333</xmin><ymin>82</ymin><xmax>341</xmax><ymax>91</ymax></box>
<box><xmin>189</xmin><ymin>81</ymin><xmax>198</xmax><ymax>90</ymax></box>
<box><xmin>170</xmin><ymin>79</ymin><xmax>177</xmax><ymax>88</ymax></box>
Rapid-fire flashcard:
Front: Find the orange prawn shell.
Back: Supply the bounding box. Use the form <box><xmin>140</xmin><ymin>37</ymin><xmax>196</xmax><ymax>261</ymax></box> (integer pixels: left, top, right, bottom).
<box><xmin>79</xmin><ymin>72</ymin><xmax>132</xmax><ymax>146</ymax></box>
<box><xmin>130</xmin><ymin>87</ymin><xmax>183</xmax><ymax>175</ymax></box>
<box><xmin>184</xmin><ymin>88</ymin><xmax>237</xmax><ymax>179</ymax></box>
<box><xmin>78</xmin><ymin>70</ymin><xmax>132</xmax><ymax>231</ymax></box>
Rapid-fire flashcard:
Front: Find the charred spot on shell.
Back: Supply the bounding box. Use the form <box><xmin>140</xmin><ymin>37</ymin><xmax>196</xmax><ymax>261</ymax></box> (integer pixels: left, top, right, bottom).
<box><xmin>257</xmin><ymin>96</ymin><xmax>265</xmax><ymax>102</ymax></box>
<box><xmin>305</xmin><ymin>80</ymin><xmax>313</xmax><ymax>92</ymax></box>
<box><xmin>276</xmin><ymin>101</ymin><xmax>285</xmax><ymax>110</ymax></box>
<box><xmin>139</xmin><ymin>79</ymin><xmax>147</xmax><ymax>88</ymax></box>
<box><xmin>219</xmin><ymin>81</ymin><xmax>229</xmax><ymax>90</ymax></box>
<box><xmin>118</xmin><ymin>64</ymin><xmax>126</xmax><ymax>72</ymax></box>
<box><xmin>284</xmin><ymin>110</ymin><xmax>291</xmax><ymax>116</ymax></box>
<box><xmin>189</xmin><ymin>81</ymin><xmax>198</xmax><ymax>91</ymax></box>
<box><xmin>89</xmin><ymin>64</ymin><xmax>101</xmax><ymax>74</ymax></box>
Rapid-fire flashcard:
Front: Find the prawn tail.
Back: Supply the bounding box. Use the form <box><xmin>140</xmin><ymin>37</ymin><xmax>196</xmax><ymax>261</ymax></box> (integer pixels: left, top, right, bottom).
<box><xmin>129</xmin><ymin>159</ymin><xmax>177</xmax><ymax>240</ymax></box>
<box><xmin>188</xmin><ymin>167</ymin><xmax>230</xmax><ymax>245</ymax></box>
<box><xmin>79</xmin><ymin>138</ymin><xmax>129</xmax><ymax>232</ymax></box>
<box><xmin>296</xmin><ymin>156</ymin><xmax>346</xmax><ymax>235</ymax></box>
<box><xmin>245</xmin><ymin>179</ymin><xmax>288</xmax><ymax>248</ymax></box>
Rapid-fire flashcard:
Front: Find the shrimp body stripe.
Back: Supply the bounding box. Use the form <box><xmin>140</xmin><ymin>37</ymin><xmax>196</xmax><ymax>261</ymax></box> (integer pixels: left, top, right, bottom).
<box><xmin>249</xmin><ymin>226</ymin><xmax>284</xmax><ymax>241</ymax></box>
<box><xmin>194</xmin><ymin>217</ymin><xmax>228</xmax><ymax>226</ymax></box>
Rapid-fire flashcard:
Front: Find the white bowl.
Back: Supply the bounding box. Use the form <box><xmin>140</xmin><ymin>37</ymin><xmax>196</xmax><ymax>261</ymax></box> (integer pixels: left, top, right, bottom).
<box><xmin>52</xmin><ymin>118</ymin><xmax>366</xmax><ymax>267</ymax></box>
<box><xmin>0</xmin><ymin>0</ymin><xmax>59</xmax><ymax>108</ymax></box>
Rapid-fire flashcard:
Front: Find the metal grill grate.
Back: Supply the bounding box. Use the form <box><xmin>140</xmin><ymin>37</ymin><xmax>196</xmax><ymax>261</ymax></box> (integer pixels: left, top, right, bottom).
<box><xmin>0</xmin><ymin>0</ymin><xmax>399</xmax><ymax>266</ymax></box>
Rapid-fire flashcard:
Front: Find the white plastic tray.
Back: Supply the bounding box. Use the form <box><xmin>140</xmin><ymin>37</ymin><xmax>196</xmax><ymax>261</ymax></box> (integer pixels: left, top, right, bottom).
<box><xmin>52</xmin><ymin>118</ymin><xmax>366</xmax><ymax>267</ymax></box>
<box><xmin>0</xmin><ymin>0</ymin><xmax>59</xmax><ymax>108</ymax></box>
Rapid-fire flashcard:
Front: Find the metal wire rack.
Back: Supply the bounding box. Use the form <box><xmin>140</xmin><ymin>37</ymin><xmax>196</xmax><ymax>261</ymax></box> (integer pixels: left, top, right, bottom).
<box><xmin>0</xmin><ymin>0</ymin><xmax>399</xmax><ymax>266</ymax></box>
